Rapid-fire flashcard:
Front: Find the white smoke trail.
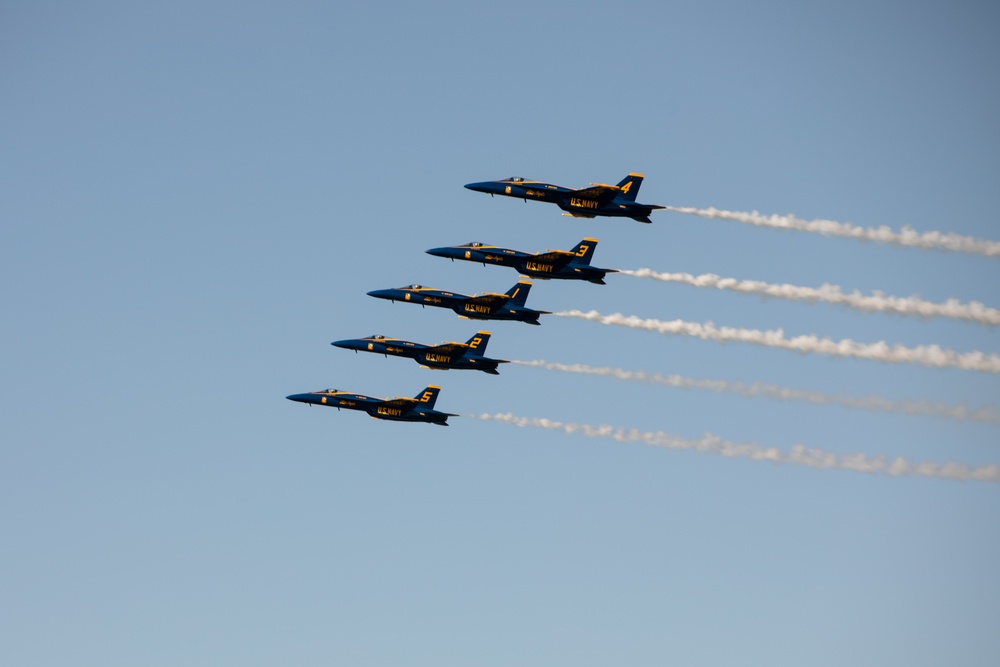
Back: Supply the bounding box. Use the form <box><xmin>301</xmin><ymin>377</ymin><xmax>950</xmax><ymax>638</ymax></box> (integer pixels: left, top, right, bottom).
<box><xmin>511</xmin><ymin>360</ymin><xmax>1000</xmax><ymax>425</ymax></box>
<box><xmin>556</xmin><ymin>310</ymin><xmax>1000</xmax><ymax>374</ymax></box>
<box><xmin>467</xmin><ymin>412</ymin><xmax>1000</xmax><ymax>483</ymax></box>
<box><xmin>620</xmin><ymin>269</ymin><xmax>1000</xmax><ymax>327</ymax></box>
<box><xmin>663</xmin><ymin>206</ymin><xmax>1000</xmax><ymax>258</ymax></box>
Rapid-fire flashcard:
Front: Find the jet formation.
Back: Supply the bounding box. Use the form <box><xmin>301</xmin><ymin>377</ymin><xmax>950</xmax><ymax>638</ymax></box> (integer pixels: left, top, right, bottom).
<box><xmin>465</xmin><ymin>173</ymin><xmax>664</xmax><ymax>223</ymax></box>
<box><xmin>426</xmin><ymin>238</ymin><xmax>616</xmax><ymax>285</ymax></box>
<box><xmin>289</xmin><ymin>172</ymin><xmax>661</xmax><ymax>424</ymax></box>
<box><xmin>332</xmin><ymin>331</ymin><xmax>508</xmax><ymax>375</ymax></box>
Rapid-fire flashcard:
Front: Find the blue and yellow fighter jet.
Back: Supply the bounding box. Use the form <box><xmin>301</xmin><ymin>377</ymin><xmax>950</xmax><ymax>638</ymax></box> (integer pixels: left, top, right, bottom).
<box><xmin>464</xmin><ymin>173</ymin><xmax>664</xmax><ymax>223</ymax></box>
<box><xmin>332</xmin><ymin>331</ymin><xmax>509</xmax><ymax>374</ymax></box>
<box><xmin>367</xmin><ymin>280</ymin><xmax>549</xmax><ymax>325</ymax></box>
<box><xmin>286</xmin><ymin>385</ymin><xmax>457</xmax><ymax>426</ymax></box>
<box><xmin>426</xmin><ymin>238</ymin><xmax>617</xmax><ymax>285</ymax></box>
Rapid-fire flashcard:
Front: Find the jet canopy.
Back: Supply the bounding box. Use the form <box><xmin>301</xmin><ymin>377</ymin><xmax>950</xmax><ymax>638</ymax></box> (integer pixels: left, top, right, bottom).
<box><xmin>463</xmin><ymin>242</ymin><xmax>484</xmax><ymax>248</ymax></box>
<box><xmin>507</xmin><ymin>177</ymin><xmax>524</xmax><ymax>182</ymax></box>
<box><xmin>369</xmin><ymin>334</ymin><xmax>385</xmax><ymax>340</ymax></box>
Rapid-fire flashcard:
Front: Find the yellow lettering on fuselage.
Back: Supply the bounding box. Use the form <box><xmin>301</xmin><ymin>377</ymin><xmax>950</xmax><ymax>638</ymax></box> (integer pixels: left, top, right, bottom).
<box><xmin>464</xmin><ymin>304</ymin><xmax>492</xmax><ymax>314</ymax></box>
<box><xmin>525</xmin><ymin>262</ymin><xmax>554</xmax><ymax>273</ymax></box>
<box><xmin>424</xmin><ymin>354</ymin><xmax>451</xmax><ymax>364</ymax></box>
<box><xmin>570</xmin><ymin>198</ymin><xmax>599</xmax><ymax>209</ymax></box>
<box><xmin>377</xmin><ymin>407</ymin><xmax>403</xmax><ymax>416</ymax></box>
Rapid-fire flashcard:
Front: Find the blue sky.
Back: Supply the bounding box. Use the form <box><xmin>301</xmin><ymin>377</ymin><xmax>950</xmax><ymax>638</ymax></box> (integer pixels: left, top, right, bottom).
<box><xmin>2</xmin><ymin>2</ymin><xmax>999</xmax><ymax>665</ymax></box>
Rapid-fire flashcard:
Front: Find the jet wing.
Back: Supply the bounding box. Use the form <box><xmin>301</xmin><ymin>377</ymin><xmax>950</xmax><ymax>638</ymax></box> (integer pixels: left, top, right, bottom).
<box><xmin>383</xmin><ymin>397</ymin><xmax>419</xmax><ymax>410</ymax></box>
<box><xmin>531</xmin><ymin>250</ymin><xmax>577</xmax><ymax>266</ymax></box>
<box><xmin>466</xmin><ymin>293</ymin><xmax>510</xmax><ymax>310</ymax></box>
<box><xmin>424</xmin><ymin>342</ymin><xmax>469</xmax><ymax>357</ymax></box>
<box><xmin>572</xmin><ymin>184</ymin><xmax>620</xmax><ymax>203</ymax></box>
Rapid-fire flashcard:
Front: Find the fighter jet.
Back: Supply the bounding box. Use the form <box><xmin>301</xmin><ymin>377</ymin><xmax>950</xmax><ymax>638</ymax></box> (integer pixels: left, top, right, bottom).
<box><xmin>367</xmin><ymin>280</ymin><xmax>549</xmax><ymax>325</ymax></box>
<box><xmin>426</xmin><ymin>238</ymin><xmax>617</xmax><ymax>285</ymax></box>
<box><xmin>332</xmin><ymin>331</ymin><xmax>509</xmax><ymax>375</ymax></box>
<box><xmin>286</xmin><ymin>385</ymin><xmax>457</xmax><ymax>426</ymax></box>
<box><xmin>464</xmin><ymin>173</ymin><xmax>664</xmax><ymax>223</ymax></box>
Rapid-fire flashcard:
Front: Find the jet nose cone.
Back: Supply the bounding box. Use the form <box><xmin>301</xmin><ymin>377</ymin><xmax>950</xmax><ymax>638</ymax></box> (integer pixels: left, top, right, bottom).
<box><xmin>331</xmin><ymin>339</ymin><xmax>358</xmax><ymax>350</ymax></box>
<box><xmin>286</xmin><ymin>393</ymin><xmax>310</xmax><ymax>403</ymax></box>
<box><xmin>425</xmin><ymin>247</ymin><xmax>452</xmax><ymax>258</ymax></box>
<box><xmin>367</xmin><ymin>289</ymin><xmax>394</xmax><ymax>300</ymax></box>
<box><xmin>464</xmin><ymin>181</ymin><xmax>495</xmax><ymax>194</ymax></box>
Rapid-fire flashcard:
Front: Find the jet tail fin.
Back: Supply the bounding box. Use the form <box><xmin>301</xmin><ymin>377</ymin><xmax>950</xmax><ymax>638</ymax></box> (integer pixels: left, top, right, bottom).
<box><xmin>465</xmin><ymin>331</ymin><xmax>491</xmax><ymax>356</ymax></box>
<box><xmin>616</xmin><ymin>173</ymin><xmax>644</xmax><ymax>202</ymax></box>
<box><xmin>415</xmin><ymin>385</ymin><xmax>441</xmax><ymax>409</ymax></box>
<box><xmin>569</xmin><ymin>238</ymin><xmax>598</xmax><ymax>265</ymax></box>
<box><xmin>505</xmin><ymin>280</ymin><xmax>532</xmax><ymax>307</ymax></box>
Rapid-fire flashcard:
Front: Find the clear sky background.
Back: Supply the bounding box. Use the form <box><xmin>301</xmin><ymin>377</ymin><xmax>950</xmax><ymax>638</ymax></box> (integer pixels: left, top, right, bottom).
<box><xmin>3</xmin><ymin>2</ymin><xmax>999</xmax><ymax>665</ymax></box>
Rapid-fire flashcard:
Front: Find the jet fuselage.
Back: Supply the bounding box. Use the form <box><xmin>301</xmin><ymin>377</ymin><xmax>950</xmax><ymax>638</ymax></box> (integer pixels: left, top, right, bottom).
<box><xmin>426</xmin><ymin>239</ymin><xmax>616</xmax><ymax>285</ymax></box>
<box><xmin>286</xmin><ymin>386</ymin><xmax>455</xmax><ymax>425</ymax></box>
<box><xmin>464</xmin><ymin>173</ymin><xmax>663</xmax><ymax>223</ymax></box>
<box><xmin>367</xmin><ymin>282</ymin><xmax>548</xmax><ymax>325</ymax></box>
<box><xmin>332</xmin><ymin>333</ymin><xmax>508</xmax><ymax>374</ymax></box>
